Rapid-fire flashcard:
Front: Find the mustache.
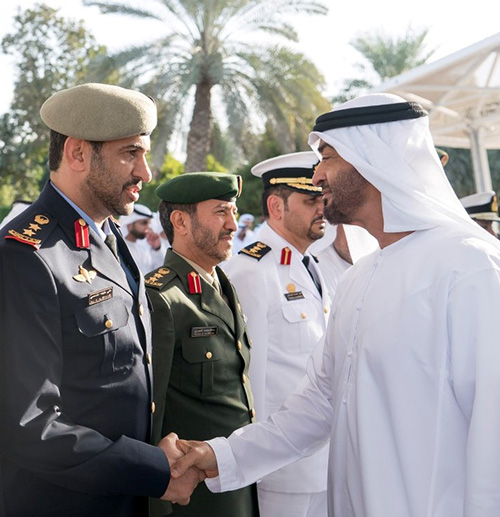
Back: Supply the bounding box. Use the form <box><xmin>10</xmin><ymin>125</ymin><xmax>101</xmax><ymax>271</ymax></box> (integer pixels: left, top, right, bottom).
<box><xmin>123</xmin><ymin>179</ymin><xmax>141</xmax><ymax>191</ymax></box>
<box><xmin>319</xmin><ymin>181</ymin><xmax>330</xmax><ymax>193</ymax></box>
<box><xmin>220</xmin><ymin>230</ymin><xmax>235</xmax><ymax>240</ymax></box>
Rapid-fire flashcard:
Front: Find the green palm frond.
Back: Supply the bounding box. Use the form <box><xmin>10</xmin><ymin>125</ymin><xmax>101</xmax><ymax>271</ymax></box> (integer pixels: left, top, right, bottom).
<box><xmin>83</xmin><ymin>0</ymin><xmax>330</xmax><ymax>171</ymax></box>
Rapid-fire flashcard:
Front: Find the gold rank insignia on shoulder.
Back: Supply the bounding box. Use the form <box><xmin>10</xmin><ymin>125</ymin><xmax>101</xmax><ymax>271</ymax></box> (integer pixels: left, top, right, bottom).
<box><xmin>239</xmin><ymin>241</ymin><xmax>272</xmax><ymax>260</ymax></box>
<box><xmin>144</xmin><ymin>267</ymin><xmax>172</xmax><ymax>289</ymax></box>
<box><xmin>5</xmin><ymin>213</ymin><xmax>53</xmax><ymax>249</ymax></box>
<box><xmin>73</xmin><ymin>265</ymin><xmax>97</xmax><ymax>284</ymax></box>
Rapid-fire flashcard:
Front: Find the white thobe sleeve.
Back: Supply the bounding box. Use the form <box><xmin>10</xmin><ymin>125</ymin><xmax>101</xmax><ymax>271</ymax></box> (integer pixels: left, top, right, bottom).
<box><xmin>449</xmin><ymin>267</ymin><xmax>500</xmax><ymax>516</ymax></box>
<box><xmin>205</xmin><ymin>325</ymin><xmax>335</xmax><ymax>493</ymax></box>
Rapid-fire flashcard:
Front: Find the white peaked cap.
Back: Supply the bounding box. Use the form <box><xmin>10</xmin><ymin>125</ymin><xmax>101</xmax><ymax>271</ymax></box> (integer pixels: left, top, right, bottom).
<box><xmin>460</xmin><ymin>191</ymin><xmax>500</xmax><ymax>221</ymax></box>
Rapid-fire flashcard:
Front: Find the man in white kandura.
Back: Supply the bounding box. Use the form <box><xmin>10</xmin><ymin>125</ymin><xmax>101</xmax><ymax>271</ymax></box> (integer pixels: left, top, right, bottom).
<box><xmin>224</xmin><ymin>151</ymin><xmax>330</xmax><ymax>517</ymax></box>
<box><xmin>120</xmin><ymin>203</ymin><xmax>168</xmax><ymax>275</ymax></box>
<box><xmin>170</xmin><ymin>93</ymin><xmax>500</xmax><ymax>517</ymax></box>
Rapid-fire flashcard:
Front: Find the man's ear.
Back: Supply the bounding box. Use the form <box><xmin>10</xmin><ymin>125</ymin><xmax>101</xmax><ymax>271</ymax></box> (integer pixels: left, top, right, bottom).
<box><xmin>64</xmin><ymin>137</ymin><xmax>89</xmax><ymax>173</ymax></box>
<box><xmin>267</xmin><ymin>194</ymin><xmax>284</xmax><ymax>220</ymax></box>
<box><xmin>170</xmin><ymin>210</ymin><xmax>190</xmax><ymax>237</ymax></box>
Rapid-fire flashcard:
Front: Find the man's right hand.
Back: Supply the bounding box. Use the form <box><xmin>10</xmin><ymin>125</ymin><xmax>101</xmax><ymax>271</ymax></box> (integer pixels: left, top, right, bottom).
<box><xmin>171</xmin><ymin>439</ymin><xmax>219</xmax><ymax>480</ymax></box>
<box><xmin>158</xmin><ymin>433</ymin><xmax>206</xmax><ymax>504</ymax></box>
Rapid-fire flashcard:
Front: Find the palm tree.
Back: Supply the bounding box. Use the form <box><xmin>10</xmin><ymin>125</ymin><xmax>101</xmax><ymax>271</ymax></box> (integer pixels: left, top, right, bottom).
<box><xmin>332</xmin><ymin>27</ymin><xmax>435</xmax><ymax>104</ymax></box>
<box><xmin>83</xmin><ymin>0</ymin><xmax>329</xmax><ymax>172</ymax></box>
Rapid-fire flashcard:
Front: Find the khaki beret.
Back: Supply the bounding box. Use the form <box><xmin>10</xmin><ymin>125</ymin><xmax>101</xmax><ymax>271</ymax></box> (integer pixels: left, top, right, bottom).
<box><xmin>156</xmin><ymin>172</ymin><xmax>242</xmax><ymax>204</ymax></box>
<box><xmin>40</xmin><ymin>83</ymin><xmax>157</xmax><ymax>141</ymax></box>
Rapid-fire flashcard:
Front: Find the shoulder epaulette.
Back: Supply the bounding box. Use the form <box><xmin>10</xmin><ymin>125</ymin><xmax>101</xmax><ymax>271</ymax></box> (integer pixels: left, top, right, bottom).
<box><xmin>4</xmin><ymin>212</ymin><xmax>57</xmax><ymax>250</ymax></box>
<box><xmin>144</xmin><ymin>267</ymin><xmax>176</xmax><ymax>290</ymax></box>
<box><xmin>239</xmin><ymin>241</ymin><xmax>272</xmax><ymax>260</ymax></box>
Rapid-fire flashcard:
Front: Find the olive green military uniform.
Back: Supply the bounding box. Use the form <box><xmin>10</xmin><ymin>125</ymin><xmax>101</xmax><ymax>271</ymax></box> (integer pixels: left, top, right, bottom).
<box><xmin>146</xmin><ymin>249</ymin><xmax>259</xmax><ymax>517</ymax></box>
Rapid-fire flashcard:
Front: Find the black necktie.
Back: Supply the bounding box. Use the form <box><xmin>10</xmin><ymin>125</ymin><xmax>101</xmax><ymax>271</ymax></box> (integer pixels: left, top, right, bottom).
<box><xmin>104</xmin><ymin>233</ymin><xmax>120</xmax><ymax>261</ymax></box>
<box><xmin>302</xmin><ymin>255</ymin><xmax>322</xmax><ymax>295</ymax></box>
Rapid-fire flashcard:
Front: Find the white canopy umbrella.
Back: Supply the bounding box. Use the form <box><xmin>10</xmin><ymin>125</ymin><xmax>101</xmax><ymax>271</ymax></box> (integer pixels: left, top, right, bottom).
<box><xmin>372</xmin><ymin>32</ymin><xmax>500</xmax><ymax>191</ymax></box>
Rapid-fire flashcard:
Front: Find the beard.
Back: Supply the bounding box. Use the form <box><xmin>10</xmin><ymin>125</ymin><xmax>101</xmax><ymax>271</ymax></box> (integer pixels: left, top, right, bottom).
<box><xmin>128</xmin><ymin>225</ymin><xmax>147</xmax><ymax>239</ymax></box>
<box><xmin>322</xmin><ymin>167</ymin><xmax>369</xmax><ymax>225</ymax></box>
<box><xmin>307</xmin><ymin>216</ymin><xmax>326</xmax><ymax>241</ymax></box>
<box><xmin>191</xmin><ymin>214</ymin><xmax>234</xmax><ymax>264</ymax></box>
<box><xmin>85</xmin><ymin>150</ymin><xmax>141</xmax><ymax>217</ymax></box>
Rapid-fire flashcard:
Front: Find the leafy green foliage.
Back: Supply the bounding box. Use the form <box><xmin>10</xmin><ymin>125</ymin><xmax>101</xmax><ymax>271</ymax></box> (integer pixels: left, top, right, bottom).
<box><xmin>443</xmin><ymin>147</ymin><xmax>500</xmax><ymax>199</ymax></box>
<box><xmin>332</xmin><ymin>26</ymin><xmax>434</xmax><ymax>104</ymax></box>
<box><xmin>0</xmin><ymin>3</ymin><xmax>107</xmax><ymax>201</ymax></box>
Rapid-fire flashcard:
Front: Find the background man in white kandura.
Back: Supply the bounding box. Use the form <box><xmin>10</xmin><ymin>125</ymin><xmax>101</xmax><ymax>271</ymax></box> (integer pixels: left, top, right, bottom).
<box><xmin>121</xmin><ymin>203</ymin><xmax>168</xmax><ymax>274</ymax></box>
<box><xmin>171</xmin><ymin>93</ymin><xmax>500</xmax><ymax>517</ymax></box>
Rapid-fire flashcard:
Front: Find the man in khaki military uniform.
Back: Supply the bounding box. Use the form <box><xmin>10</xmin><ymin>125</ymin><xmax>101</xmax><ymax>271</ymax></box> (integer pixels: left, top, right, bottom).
<box><xmin>146</xmin><ymin>172</ymin><xmax>259</xmax><ymax>517</ymax></box>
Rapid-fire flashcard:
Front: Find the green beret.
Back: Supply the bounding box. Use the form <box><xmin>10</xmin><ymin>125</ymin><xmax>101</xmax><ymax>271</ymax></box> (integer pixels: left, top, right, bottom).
<box><xmin>40</xmin><ymin>83</ymin><xmax>157</xmax><ymax>141</ymax></box>
<box><xmin>156</xmin><ymin>172</ymin><xmax>242</xmax><ymax>204</ymax></box>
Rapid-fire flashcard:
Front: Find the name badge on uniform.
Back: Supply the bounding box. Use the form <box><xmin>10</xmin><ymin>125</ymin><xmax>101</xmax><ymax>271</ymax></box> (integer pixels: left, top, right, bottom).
<box><xmin>88</xmin><ymin>287</ymin><xmax>113</xmax><ymax>306</ymax></box>
<box><xmin>191</xmin><ymin>326</ymin><xmax>218</xmax><ymax>337</ymax></box>
<box><xmin>284</xmin><ymin>291</ymin><xmax>305</xmax><ymax>301</ymax></box>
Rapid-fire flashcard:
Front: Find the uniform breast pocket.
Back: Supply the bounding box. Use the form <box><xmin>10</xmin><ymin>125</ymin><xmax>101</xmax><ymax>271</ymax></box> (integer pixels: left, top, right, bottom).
<box><xmin>180</xmin><ymin>337</ymin><xmax>227</xmax><ymax>397</ymax></box>
<box><xmin>281</xmin><ymin>301</ymin><xmax>323</xmax><ymax>353</ymax></box>
<box><xmin>75</xmin><ymin>297</ymin><xmax>133</xmax><ymax>374</ymax></box>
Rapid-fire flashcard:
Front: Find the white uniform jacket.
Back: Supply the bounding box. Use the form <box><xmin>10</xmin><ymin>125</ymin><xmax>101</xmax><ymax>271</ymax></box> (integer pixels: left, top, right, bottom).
<box><xmin>224</xmin><ymin>222</ymin><xmax>331</xmax><ymax>493</ymax></box>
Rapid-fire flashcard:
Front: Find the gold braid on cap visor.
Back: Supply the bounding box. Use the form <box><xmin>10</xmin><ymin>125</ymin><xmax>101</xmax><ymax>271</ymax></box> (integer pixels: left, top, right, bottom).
<box><xmin>269</xmin><ymin>177</ymin><xmax>322</xmax><ymax>192</ymax></box>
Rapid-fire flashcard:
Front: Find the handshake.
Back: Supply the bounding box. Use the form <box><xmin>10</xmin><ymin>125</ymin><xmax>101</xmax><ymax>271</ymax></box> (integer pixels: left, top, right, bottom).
<box><xmin>158</xmin><ymin>433</ymin><xmax>219</xmax><ymax>505</ymax></box>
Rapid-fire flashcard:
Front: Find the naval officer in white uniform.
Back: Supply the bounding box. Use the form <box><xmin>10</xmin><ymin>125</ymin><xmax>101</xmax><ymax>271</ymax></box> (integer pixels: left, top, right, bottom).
<box><xmin>224</xmin><ymin>151</ymin><xmax>331</xmax><ymax>517</ymax></box>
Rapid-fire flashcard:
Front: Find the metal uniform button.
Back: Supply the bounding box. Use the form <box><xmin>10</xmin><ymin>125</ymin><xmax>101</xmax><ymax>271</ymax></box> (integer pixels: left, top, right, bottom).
<box><xmin>242</xmin><ymin>373</ymin><xmax>247</xmax><ymax>384</ymax></box>
<box><xmin>105</xmin><ymin>319</ymin><xmax>113</xmax><ymax>329</ymax></box>
<box><xmin>324</xmin><ymin>306</ymin><xmax>329</xmax><ymax>314</ymax></box>
<box><xmin>146</xmin><ymin>353</ymin><xmax>152</xmax><ymax>365</ymax></box>
<box><xmin>151</xmin><ymin>401</ymin><xmax>156</xmax><ymax>413</ymax></box>
<box><xmin>139</xmin><ymin>304</ymin><xmax>144</xmax><ymax>316</ymax></box>
<box><xmin>250</xmin><ymin>408</ymin><xmax>256</xmax><ymax>418</ymax></box>
<box><xmin>301</xmin><ymin>313</ymin><xmax>307</xmax><ymax>319</ymax></box>
<box><xmin>248</xmin><ymin>338</ymin><xmax>253</xmax><ymax>345</ymax></box>
<box><xmin>237</xmin><ymin>340</ymin><xmax>243</xmax><ymax>350</ymax></box>
<box><xmin>206</xmin><ymin>351</ymin><xmax>213</xmax><ymax>359</ymax></box>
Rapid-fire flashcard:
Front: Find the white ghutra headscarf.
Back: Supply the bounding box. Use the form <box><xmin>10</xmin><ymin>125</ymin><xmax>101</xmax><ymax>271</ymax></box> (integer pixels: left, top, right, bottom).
<box><xmin>308</xmin><ymin>93</ymin><xmax>487</xmax><ymax>237</ymax></box>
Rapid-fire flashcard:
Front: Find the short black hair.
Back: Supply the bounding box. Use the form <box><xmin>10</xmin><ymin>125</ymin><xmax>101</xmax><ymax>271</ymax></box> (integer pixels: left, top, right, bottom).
<box><xmin>262</xmin><ymin>186</ymin><xmax>294</xmax><ymax>218</ymax></box>
<box><xmin>48</xmin><ymin>129</ymin><xmax>104</xmax><ymax>171</ymax></box>
<box><xmin>158</xmin><ymin>200</ymin><xmax>197</xmax><ymax>244</ymax></box>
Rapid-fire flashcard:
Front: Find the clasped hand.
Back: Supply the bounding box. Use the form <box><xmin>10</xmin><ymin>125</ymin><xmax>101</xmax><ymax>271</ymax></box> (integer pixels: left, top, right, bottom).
<box><xmin>158</xmin><ymin>433</ymin><xmax>219</xmax><ymax>505</ymax></box>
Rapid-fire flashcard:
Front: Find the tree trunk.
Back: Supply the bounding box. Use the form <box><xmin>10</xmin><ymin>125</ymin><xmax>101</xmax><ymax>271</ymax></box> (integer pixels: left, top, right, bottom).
<box><xmin>184</xmin><ymin>81</ymin><xmax>212</xmax><ymax>173</ymax></box>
